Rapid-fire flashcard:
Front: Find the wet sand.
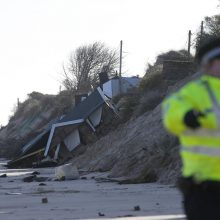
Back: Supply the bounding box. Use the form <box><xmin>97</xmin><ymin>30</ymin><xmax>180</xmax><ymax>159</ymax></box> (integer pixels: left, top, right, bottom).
<box><xmin>0</xmin><ymin>161</ymin><xmax>185</xmax><ymax>220</ymax></box>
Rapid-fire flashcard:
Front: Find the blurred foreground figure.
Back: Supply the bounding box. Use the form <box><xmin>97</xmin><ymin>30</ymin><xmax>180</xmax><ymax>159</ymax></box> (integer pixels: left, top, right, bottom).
<box><xmin>163</xmin><ymin>38</ymin><xmax>220</xmax><ymax>220</ymax></box>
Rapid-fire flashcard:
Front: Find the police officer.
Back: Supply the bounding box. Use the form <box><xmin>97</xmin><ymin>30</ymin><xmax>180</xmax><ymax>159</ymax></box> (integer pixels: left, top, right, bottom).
<box><xmin>162</xmin><ymin>37</ymin><xmax>220</xmax><ymax>220</ymax></box>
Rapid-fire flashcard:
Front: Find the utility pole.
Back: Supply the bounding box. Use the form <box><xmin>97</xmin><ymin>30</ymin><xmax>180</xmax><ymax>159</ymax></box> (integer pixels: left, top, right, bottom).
<box><xmin>188</xmin><ymin>30</ymin><xmax>192</xmax><ymax>57</ymax></box>
<box><xmin>198</xmin><ymin>21</ymin><xmax>204</xmax><ymax>52</ymax></box>
<box><xmin>196</xmin><ymin>21</ymin><xmax>205</xmax><ymax>54</ymax></box>
<box><xmin>119</xmin><ymin>40</ymin><xmax>123</xmax><ymax>94</ymax></box>
<box><xmin>200</xmin><ymin>21</ymin><xmax>204</xmax><ymax>39</ymax></box>
<box><xmin>17</xmin><ymin>98</ymin><xmax>20</xmax><ymax>108</ymax></box>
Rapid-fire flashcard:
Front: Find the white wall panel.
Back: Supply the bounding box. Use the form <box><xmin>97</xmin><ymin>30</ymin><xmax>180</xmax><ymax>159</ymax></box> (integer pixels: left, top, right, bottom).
<box><xmin>89</xmin><ymin>107</ymin><xmax>102</xmax><ymax>127</ymax></box>
<box><xmin>64</xmin><ymin>129</ymin><xmax>81</xmax><ymax>152</ymax></box>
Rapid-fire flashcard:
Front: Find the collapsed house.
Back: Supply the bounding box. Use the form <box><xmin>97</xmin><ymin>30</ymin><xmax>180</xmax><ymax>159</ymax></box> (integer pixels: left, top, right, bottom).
<box><xmin>8</xmin><ymin>87</ymin><xmax>116</xmax><ymax>168</ymax></box>
<box><xmin>7</xmin><ymin>75</ymin><xmax>140</xmax><ymax>168</ymax></box>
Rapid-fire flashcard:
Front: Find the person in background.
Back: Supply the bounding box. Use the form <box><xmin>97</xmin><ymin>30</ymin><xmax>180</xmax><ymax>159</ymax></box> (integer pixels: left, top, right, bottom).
<box><xmin>162</xmin><ymin>37</ymin><xmax>220</xmax><ymax>220</ymax></box>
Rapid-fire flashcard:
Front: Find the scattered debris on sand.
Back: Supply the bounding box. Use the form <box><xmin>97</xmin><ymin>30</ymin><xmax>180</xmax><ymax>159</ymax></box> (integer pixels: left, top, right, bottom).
<box><xmin>134</xmin><ymin>206</ymin><xmax>141</xmax><ymax>211</ymax></box>
<box><xmin>0</xmin><ymin>162</ymin><xmax>184</xmax><ymax>220</ymax></box>
<box><xmin>41</xmin><ymin>197</ymin><xmax>48</xmax><ymax>204</ymax></box>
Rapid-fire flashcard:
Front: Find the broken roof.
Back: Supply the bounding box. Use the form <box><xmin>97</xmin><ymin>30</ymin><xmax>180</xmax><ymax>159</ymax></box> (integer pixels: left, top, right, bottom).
<box><xmin>44</xmin><ymin>87</ymin><xmax>108</xmax><ymax>156</ymax></box>
<box><xmin>9</xmin><ymin>87</ymin><xmax>110</xmax><ymax>167</ymax></box>
<box><xmin>59</xmin><ymin>88</ymin><xmax>107</xmax><ymax>123</ymax></box>
<box><xmin>21</xmin><ymin>129</ymin><xmax>50</xmax><ymax>155</ymax></box>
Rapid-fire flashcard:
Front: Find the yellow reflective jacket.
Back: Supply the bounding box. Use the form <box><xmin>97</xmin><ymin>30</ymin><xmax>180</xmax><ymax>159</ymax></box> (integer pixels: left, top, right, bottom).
<box><xmin>163</xmin><ymin>74</ymin><xmax>220</xmax><ymax>182</ymax></box>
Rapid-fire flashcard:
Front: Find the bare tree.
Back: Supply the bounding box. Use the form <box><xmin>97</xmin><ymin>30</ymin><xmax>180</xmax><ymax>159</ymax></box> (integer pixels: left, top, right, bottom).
<box><xmin>62</xmin><ymin>42</ymin><xmax>119</xmax><ymax>93</ymax></box>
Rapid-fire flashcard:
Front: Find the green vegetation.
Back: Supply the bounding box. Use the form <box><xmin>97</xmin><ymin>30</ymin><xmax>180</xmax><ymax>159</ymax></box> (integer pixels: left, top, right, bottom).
<box><xmin>139</xmin><ymin>65</ymin><xmax>163</xmax><ymax>93</ymax></box>
<box><xmin>195</xmin><ymin>14</ymin><xmax>220</xmax><ymax>50</ymax></box>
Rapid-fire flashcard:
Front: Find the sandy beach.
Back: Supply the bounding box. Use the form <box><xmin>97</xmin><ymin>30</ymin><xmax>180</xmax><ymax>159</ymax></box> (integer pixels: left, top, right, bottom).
<box><xmin>0</xmin><ymin>161</ymin><xmax>185</xmax><ymax>220</ymax></box>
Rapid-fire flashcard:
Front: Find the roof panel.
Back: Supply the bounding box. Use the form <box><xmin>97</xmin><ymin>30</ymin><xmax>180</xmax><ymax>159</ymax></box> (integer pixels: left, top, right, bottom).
<box><xmin>59</xmin><ymin>89</ymin><xmax>105</xmax><ymax>123</ymax></box>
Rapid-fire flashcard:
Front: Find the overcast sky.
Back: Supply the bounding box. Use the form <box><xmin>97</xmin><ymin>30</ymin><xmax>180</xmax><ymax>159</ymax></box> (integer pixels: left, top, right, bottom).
<box><xmin>0</xmin><ymin>0</ymin><xmax>219</xmax><ymax>125</ymax></box>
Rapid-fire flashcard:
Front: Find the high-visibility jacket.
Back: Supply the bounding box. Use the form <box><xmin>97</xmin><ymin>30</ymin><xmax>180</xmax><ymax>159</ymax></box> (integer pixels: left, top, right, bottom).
<box><xmin>163</xmin><ymin>74</ymin><xmax>220</xmax><ymax>182</ymax></box>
